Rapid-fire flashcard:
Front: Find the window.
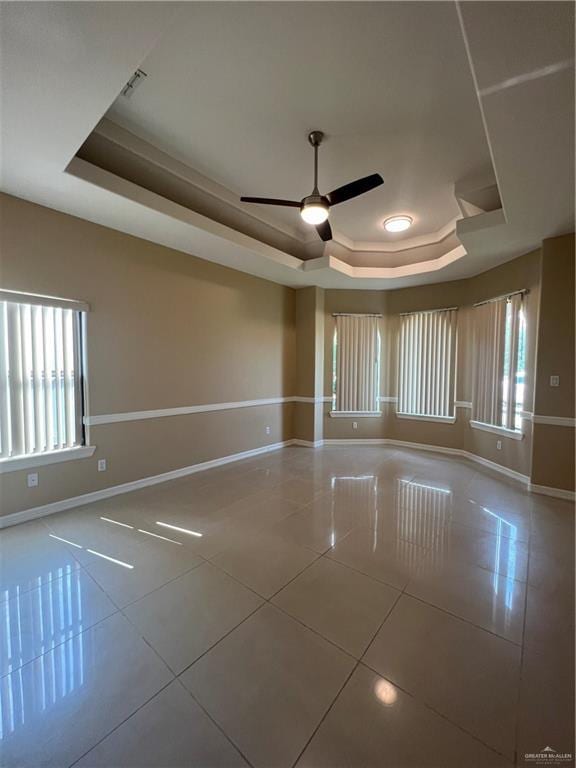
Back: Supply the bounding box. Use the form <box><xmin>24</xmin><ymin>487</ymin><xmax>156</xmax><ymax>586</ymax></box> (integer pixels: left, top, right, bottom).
<box><xmin>397</xmin><ymin>308</ymin><xmax>457</xmax><ymax>419</ymax></box>
<box><xmin>472</xmin><ymin>292</ymin><xmax>525</xmax><ymax>432</ymax></box>
<box><xmin>332</xmin><ymin>314</ymin><xmax>381</xmax><ymax>414</ymax></box>
<box><xmin>0</xmin><ymin>292</ymin><xmax>87</xmax><ymax>463</ymax></box>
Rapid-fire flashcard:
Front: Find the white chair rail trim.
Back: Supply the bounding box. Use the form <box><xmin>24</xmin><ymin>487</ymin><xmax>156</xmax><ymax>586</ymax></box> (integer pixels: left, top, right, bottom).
<box><xmin>532</xmin><ymin>415</ymin><xmax>576</xmax><ymax>427</ymax></box>
<box><xmin>85</xmin><ymin>396</ymin><xmax>330</xmax><ymax>426</ymax></box>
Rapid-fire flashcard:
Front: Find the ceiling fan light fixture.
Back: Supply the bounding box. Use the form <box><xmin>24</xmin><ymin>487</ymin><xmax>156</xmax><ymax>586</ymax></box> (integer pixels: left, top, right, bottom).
<box><xmin>384</xmin><ymin>215</ymin><xmax>413</xmax><ymax>233</ymax></box>
<box><xmin>300</xmin><ymin>201</ymin><xmax>329</xmax><ymax>225</ymax></box>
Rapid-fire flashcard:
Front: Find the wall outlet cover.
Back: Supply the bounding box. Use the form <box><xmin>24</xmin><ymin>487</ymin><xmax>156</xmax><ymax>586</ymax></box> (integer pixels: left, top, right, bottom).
<box><xmin>550</xmin><ymin>375</ymin><xmax>560</xmax><ymax>387</ymax></box>
<box><xmin>496</xmin><ymin>440</ymin><xmax>502</xmax><ymax>450</ymax></box>
<box><xmin>27</xmin><ymin>472</ymin><xmax>39</xmax><ymax>488</ymax></box>
<box><xmin>352</xmin><ymin>422</ymin><xmax>358</xmax><ymax>430</ymax></box>
<box><xmin>98</xmin><ymin>459</ymin><xmax>107</xmax><ymax>472</ymax></box>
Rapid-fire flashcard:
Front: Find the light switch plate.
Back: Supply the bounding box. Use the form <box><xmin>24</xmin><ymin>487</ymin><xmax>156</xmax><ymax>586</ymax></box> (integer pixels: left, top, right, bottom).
<box><xmin>550</xmin><ymin>375</ymin><xmax>560</xmax><ymax>387</ymax></box>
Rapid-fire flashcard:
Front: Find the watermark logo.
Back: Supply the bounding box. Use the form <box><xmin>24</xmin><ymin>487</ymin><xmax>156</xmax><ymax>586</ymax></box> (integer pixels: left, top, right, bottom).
<box><xmin>524</xmin><ymin>746</ymin><xmax>574</xmax><ymax>765</ymax></box>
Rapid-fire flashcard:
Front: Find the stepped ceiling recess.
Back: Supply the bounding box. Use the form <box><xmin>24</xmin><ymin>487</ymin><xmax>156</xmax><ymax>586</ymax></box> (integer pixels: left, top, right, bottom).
<box><xmin>1</xmin><ymin>2</ymin><xmax>574</xmax><ymax>289</ymax></box>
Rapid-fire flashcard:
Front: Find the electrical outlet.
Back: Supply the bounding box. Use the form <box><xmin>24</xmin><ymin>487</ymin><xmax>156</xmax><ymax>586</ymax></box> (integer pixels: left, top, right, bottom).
<box><xmin>27</xmin><ymin>472</ymin><xmax>38</xmax><ymax>488</ymax></box>
<box><xmin>265</xmin><ymin>425</ymin><xmax>271</xmax><ymax>435</ymax></box>
<box><xmin>496</xmin><ymin>440</ymin><xmax>502</xmax><ymax>451</ymax></box>
<box><xmin>352</xmin><ymin>421</ymin><xmax>358</xmax><ymax>430</ymax></box>
<box><xmin>97</xmin><ymin>459</ymin><xmax>107</xmax><ymax>472</ymax></box>
<box><xmin>550</xmin><ymin>375</ymin><xmax>560</xmax><ymax>387</ymax></box>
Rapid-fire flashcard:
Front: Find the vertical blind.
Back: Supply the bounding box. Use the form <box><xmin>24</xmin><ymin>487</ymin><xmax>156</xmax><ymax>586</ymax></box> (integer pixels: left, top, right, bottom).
<box><xmin>334</xmin><ymin>315</ymin><xmax>380</xmax><ymax>412</ymax></box>
<box><xmin>0</xmin><ymin>299</ymin><xmax>84</xmax><ymax>459</ymax></box>
<box><xmin>398</xmin><ymin>308</ymin><xmax>457</xmax><ymax>417</ymax></box>
<box><xmin>472</xmin><ymin>293</ymin><xmax>523</xmax><ymax>429</ymax></box>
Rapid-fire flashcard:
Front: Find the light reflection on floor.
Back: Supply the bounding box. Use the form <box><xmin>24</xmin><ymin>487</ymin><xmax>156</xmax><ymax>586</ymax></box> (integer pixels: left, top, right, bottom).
<box><xmin>1</xmin><ymin>566</ymin><xmax>86</xmax><ymax>739</ymax></box>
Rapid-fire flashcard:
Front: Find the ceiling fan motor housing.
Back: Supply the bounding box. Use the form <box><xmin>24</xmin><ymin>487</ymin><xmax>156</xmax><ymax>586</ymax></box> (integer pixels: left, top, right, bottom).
<box><xmin>301</xmin><ymin>193</ymin><xmax>329</xmax><ymax>210</ymax></box>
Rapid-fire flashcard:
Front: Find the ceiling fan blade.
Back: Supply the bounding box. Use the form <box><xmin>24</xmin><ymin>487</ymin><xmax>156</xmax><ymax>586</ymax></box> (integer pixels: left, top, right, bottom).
<box><xmin>327</xmin><ymin>173</ymin><xmax>384</xmax><ymax>206</ymax></box>
<box><xmin>316</xmin><ymin>219</ymin><xmax>333</xmax><ymax>242</ymax></box>
<box><xmin>240</xmin><ymin>196</ymin><xmax>301</xmax><ymax>207</ymax></box>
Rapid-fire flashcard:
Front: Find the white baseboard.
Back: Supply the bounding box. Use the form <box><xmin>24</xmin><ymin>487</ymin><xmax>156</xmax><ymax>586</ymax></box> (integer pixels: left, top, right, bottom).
<box><xmin>386</xmin><ymin>438</ymin><xmax>464</xmax><ymax>458</ymax></box>
<box><xmin>3</xmin><ymin>437</ymin><xmax>572</xmax><ymax>529</ymax></box>
<box><xmin>0</xmin><ymin>440</ymin><xmax>293</xmax><ymax>529</ymax></box>
<box><xmin>528</xmin><ymin>483</ymin><xmax>576</xmax><ymax>501</ymax></box>
<box><xmin>292</xmin><ymin>439</ymin><xmax>324</xmax><ymax>448</ymax></box>
<box><xmin>319</xmin><ymin>437</ymin><xmax>532</xmax><ymax>486</ymax></box>
<box><xmin>322</xmin><ymin>439</ymin><xmax>388</xmax><ymax>445</ymax></box>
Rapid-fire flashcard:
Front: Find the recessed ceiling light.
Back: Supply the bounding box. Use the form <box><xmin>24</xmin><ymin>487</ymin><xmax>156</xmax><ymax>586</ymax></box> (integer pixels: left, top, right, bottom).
<box><xmin>384</xmin><ymin>215</ymin><xmax>413</xmax><ymax>233</ymax></box>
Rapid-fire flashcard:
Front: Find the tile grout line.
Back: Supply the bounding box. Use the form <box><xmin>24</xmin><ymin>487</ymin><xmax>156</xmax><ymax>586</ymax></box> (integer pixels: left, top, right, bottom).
<box><xmin>512</xmin><ymin>525</ymin><xmax>534</xmax><ymax>766</ymax></box>
<box><xmin>174</xmin><ymin>678</ymin><xmax>257</xmax><ymax>768</ymax></box>
<box><xmin>4</xmin><ymin>447</ymin><xmax>562</xmax><ymax>768</ymax></box>
<box><xmin>356</xmin><ymin>659</ymin><xmax>516</xmax><ymax>765</ymax></box>
<box><xmin>289</xmin><ymin>659</ymin><xmax>362</xmax><ymax>768</ymax></box>
<box><xmin>67</xmin><ymin>677</ymin><xmax>176</xmax><ymax>768</ymax></box>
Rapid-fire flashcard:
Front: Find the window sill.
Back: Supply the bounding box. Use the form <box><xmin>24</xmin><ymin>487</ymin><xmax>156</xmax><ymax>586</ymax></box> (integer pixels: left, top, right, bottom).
<box><xmin>469</xmin><ymin>421</ymin><xmax>524</xmax><ymax>440</ymax></box>
<box><xmin>329</xmin><ymin>411</ymin><xmax>382</xmax><ymax>418</ymax></box>
<box><xmin>396</xmin><ymin>413</ymin><xmax>456</xmax><ymax>424</ymax></box>
<box><xmin>0</xmin><ymin>445</ymin><xmax>96</xmax><ymax>474</ymax></box>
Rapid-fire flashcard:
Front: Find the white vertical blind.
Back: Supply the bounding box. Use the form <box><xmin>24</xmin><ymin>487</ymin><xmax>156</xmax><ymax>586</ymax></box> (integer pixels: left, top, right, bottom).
<box><xmin>334</xmin><ymin>315</ymin><xmax>380</xmax><ymax>412</ymax></box>
<box><xmin>0</xmin><ymin>300</ymin><xmax>83</xmax><ymax>459</ymax></box>
<box><xmin>472</xmin><ymin>294</ymin><xmax>524</xmax><ymax>429</ymax></box>
<box><xmin>397</xmin><ymin>309</ymin><xmax>457</xmax><ymax>417</ymax></box>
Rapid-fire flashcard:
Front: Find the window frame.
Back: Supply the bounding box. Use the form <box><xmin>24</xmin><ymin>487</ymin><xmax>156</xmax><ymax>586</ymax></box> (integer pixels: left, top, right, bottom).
<box><xmin>0</xmin><ymin>290</ymin><xmax>93</xmax><ymax>473</ymax></box>
<box><xmin>330</xmin><ymin>314</ymin><xmax>382</xmax><ymax>417</ymax></box>
<box><xmin>471</xmin><ymin>292</ymin><xmax>526</xmax><ymax>437</ymax></box>
<box><xmin>396</xmin><ymin>307</ymin><xmax>458</xmax><ymax>421</ymax></box>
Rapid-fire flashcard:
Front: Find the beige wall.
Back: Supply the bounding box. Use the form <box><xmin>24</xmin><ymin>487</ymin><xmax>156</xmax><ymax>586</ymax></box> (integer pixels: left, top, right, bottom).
<box><xmin>1</xmin><ymin>191</ymin><xmax>573</xmax><ymax>517</ymax></box>
<box><xmin>322</xmin><ymin>249</ymin><xmax>544</xmax><ymax>479</ymax></box>
<box><xmin>531</xmin><ymin>234</ymin><xmax>575</xmax><ymax>491</ymax></box>
<box><xmin>294</xmin><ymin>287</ymin><xmax>324</xmax><ymax>443</ymax></box>
<box><xmin>0</xmin><ymin>193</ymin><xmax>296</xmax><ymax>517</ymax></box>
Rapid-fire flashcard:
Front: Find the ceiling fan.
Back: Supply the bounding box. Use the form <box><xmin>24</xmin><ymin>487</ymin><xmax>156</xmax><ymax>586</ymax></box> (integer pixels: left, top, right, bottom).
<box><xmin>240</xmin><ymin>131</ymin><xmax>384</xmax><ymax>242</ymax></box>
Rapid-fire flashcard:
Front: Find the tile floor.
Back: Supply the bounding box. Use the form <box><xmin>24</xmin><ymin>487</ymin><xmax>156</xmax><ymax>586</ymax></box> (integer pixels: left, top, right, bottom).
<box><xmin>1</xmin><ymin>445</ymin><xmax>574</xmax><ymax>768</ymax></box>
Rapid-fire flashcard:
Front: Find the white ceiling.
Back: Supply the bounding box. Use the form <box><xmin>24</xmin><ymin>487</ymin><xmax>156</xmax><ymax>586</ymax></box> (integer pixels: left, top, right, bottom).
<box><xmin>107</xmin><ymin>2</ymin><xmax>492</xmax><ymax>244</ymax></box>
<box><xmin>0</xmin><ymin>1</ymin><xmax>573</xmax><ymax>291</ymax></box>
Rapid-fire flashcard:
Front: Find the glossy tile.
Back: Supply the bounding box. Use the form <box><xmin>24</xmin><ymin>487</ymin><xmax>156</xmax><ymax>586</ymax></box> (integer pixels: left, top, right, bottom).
<box><xmin>76</xmin><ymin>681</ymin><xmax>249</xmax><ymax>767</ymax></box>
<box><xmin>265</xmin><ymin>502</ymin><xmax>361</xmax><ymax>554</ymax></box>
<box><xmin>124</xmin><ymin>562</ymin><xmax>263</xmax><ymax>674</ymax></box>
<box><xmin>1</xmin><ymin>445</ymin><xmax>572</xmax><ymax>768</ymax></box>
<box><xmin>363</xmin><ymin>595</ymin><xmax>521</xmax><ymax>758</ymax></box>
<box><xmin>0</xmin><ymin>612</ymin><xmax>172</xmax><ymax>768</ymax></box>
<box><xmin>524</xmin><ymin>583</ymin><xmax>575</xmax><ymax>657</ymax></box>
<box><xmin>81</xmin><ymin>538</ymin><xmax>204</xmax><ymax>608</ymax></box>
<box><xmin>181</xmin><ymin>604</ymin><xmax>354</xmax><ymax>768</ymax></box>
<box><xmin>449</xmin><ymin>497</ymin><xmax>531</xmax><ymax>542</ymax></box>
<box><xmin>273</xmin><ymin>557</ymin><xmax>399</xmax><ymax>657</ymax></box>
<box><xmin>0</xmin><ymin>521</ymin><xmax>82</xmax><ymax>603</ymax></box>
<box><xmin>327</xmin><ymin>526</ymin><xmax>430</xmax><ymax>589</ymax></box>
<box><xmin>1</xmin><ymin>566</ymin><xmax>116</xmax><ymax>676</ymax></box>
<box><xmin>423</xmin><ymin>521</ymin><xmax>529</xmax><ymax>582</ymax></box>
<box><xmin>406</xmin><ymin>558</ymin><xmax>526</xmax><ymax>643</ymax></box>
<box><xmin>516</xmin><ymin>643</ymin><xmax>575</xmax><ymax>763</ymax></box>
<box><xmin>209</xmin><ymin>531</ymin><xmax>318</xmax><ymax>598</ymax></box>
<box><xmin>296</xmin><ymin>665</ymin><xmax>511</xmax><ymax>767</ymax></box>
<box><xmin>528</xmin><ymin>544</ymin><xmax>575</xmax><ymax>594</ymax></box>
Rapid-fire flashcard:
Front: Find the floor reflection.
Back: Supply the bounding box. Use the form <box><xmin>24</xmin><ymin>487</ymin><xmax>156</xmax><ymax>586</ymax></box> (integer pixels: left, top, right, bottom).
<box><xmin>1</xmin><ymin>566</ymin><xmax>86</xmax><ymax>739</ymax></box>
<box><xmin>479</xmin><ymin>505</ymin><xmax>518</xmax><ymax>610</ymax></box>
<box><xmin>397</xmin><ymin>479</ymin><xmax>452</xmax><ymax>558</ymax></box>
